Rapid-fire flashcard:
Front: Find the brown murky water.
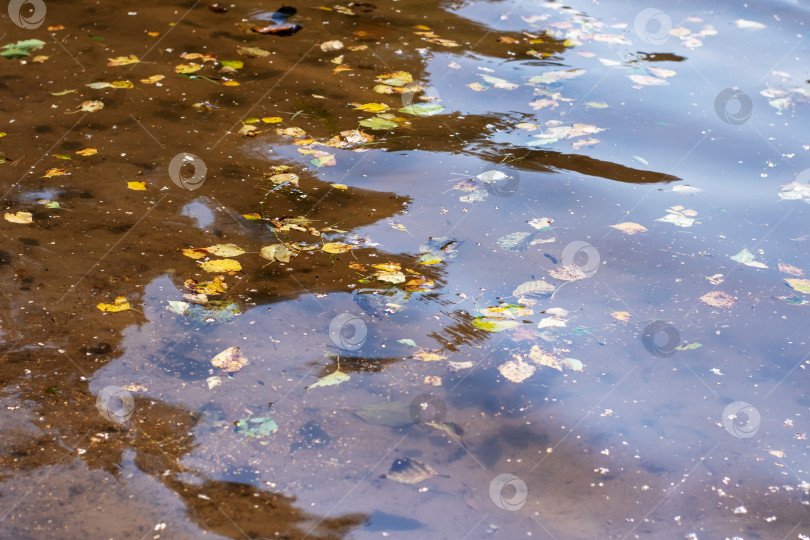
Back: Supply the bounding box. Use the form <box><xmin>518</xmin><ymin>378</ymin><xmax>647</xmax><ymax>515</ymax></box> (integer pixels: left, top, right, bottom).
<box><xmin>1</xmin><ymin>0</ymin><xmax>809</xmax><ymax>539</ymax></box>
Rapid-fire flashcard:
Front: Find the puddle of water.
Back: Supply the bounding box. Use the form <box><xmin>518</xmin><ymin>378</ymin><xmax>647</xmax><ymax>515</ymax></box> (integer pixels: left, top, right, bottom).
<box><xmin>0</xmin><ymin>0</ymin><xmax>809</xmax><ymax>538</ymax></box>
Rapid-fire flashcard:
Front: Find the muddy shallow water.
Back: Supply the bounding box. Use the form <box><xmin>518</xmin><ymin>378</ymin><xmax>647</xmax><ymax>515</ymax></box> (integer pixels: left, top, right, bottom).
<box><xmin>0</xmin><ymin>0</ymin><xmax>809</xmax><ymax>539</ymax></box>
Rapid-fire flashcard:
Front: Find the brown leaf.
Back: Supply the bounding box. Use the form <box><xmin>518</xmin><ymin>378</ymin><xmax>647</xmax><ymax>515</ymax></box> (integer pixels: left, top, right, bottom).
<box><xmin>700</xmin><ymin>291</ymin><xmax>736</xmax><ymax>308</ymax></box>
<box><xmin>210</xmin><ymin>346</ymin><xmax>249</xmax><ymax>373</ymax></box>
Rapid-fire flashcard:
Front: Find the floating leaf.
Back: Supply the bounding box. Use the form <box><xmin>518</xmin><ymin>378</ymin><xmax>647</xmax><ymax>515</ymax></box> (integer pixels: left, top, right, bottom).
<box><xmin>204</xmin><ymin>244</ymin><xmax>245</xmax><ymax>257</ymax></box>
<box><xmin>260</xmin><ymin>244</ymin><xmax>292</xmax><ymax>263</ymax></box>
<box><xmin>322</xmin><ymin>242</ymin><xmax>356</xmax><ymax>254</ymax></box>
<box><xmin>610</xmin><ymin>222</ymin><xmax>647</xmax><ymax>235</ymax></box>
<box><xmin>181</xmin><ymin>248</ymin><xmax>207</xmax><ymax>259</ymax></box>
<box><xmin>211</xmin><ymin>346</ymin><xmax>248</xmax><ymax>373</ymax></box>
<box><xmin>786</xmin><ymin>279</ymin><xmax>810</xmax><ymax>294</ymax></box>
<box><xmin>200</xmin><ymin>259</ymin><xmax>242</xmax><ymax>272</ymax></box>
<box><xmin>140</xmin><ymin>75</ymin><xmax>164</xmax><ymax>84</ymax></box>
<box><xmin>413</xmin><ymin>349</ymin><xmax>447</xmax><ymax>362</ymax></box>
<box><xmin>384</xmin><ymin>458</ymin><xmax>437</xmax><ymax>484</ymax></box>
<box><xmin>262</xmin><ymin>116</ymin><xmax>282</xmax><ymax>123</ymax></box>
<box><xmin>611</xmin><ymin>311</ymin><xmax>631</xmax><ymax>322</ymax></box>
<box><xmin>498</xmin><ymin>358</ymin><xmax>535</xmax><ymax>383</ymax></box>
<box><xmin>107</xmin><ymin>55</ymin><xmax>139</xmax><ymax>66</ymax></box>
<box><xmin>512</xmin><ymin>280</ymin><xmax>554</xmax><ymax>298</ymax></box>
<box><xmin>355</xmin><ymin>102</ymin><xmax>389</xmax><ymax>113</ymax></box>
<box><xmin>778</xmin><ymin>263</ymin><xmax>803</xmax><ymax>277</ymax></box>
<box><xmin>220</xmin><ymin>60</ymin><xmax>243</xmax><ymax>69</ymax></box>
<box><xmin>96</xmin><ymin>296</ymin><xmax>131</xmax><ymax>312</ymax></box>
<box><xmin>1</xmin><ymin>39</ymin><xmax>46</xmax><ymax>60</ymax></box>
<box><xmin>360</xmin><ymin>116</ymin><xmax>399</xmax><ymax>130</ymax></box>
<box><xmin>376</xmin><ymin>71</ymin><xmax>413</xmax><ymax>87</ymax></box>
<box><xmin>42</xmin><ymin>168</ymin><xmax>68</xmax><ymax>178</ymax></box>
<box><xmin>472</xmin><ymin>318</ymin><xmax>518</xmax><ymax>332</ymax></box>
<box><xmin>79</xmin><ymin>100</ymin><xmax>104</xmax><ymax>112</ymax></box>
<box><xmin>730</xmin><ymin>248</ymin><xmax>768</xmax><ymax>268</ymax></box>
<box><xmin>127</xmin><ymin>181</ymin><xmax>146</xmax><ymax>190</ymax></box>
<box><xmin>4</xmin><ymin>211</ymin><xmax>32</xmax><ymax>224</ymax></box>
<box><xmin>237</xmin><ymin>46</ymin><xmax>271</xmax><ymax>57</ymax></box>
<box><xmin>75</xmin><ymin>147</ymin><xmax>97</xmax><ymax>156</ymax></box>
<box><xmin>700</xmin><ymin>291</ymin><xmax>736</xmax><ymax>308</ymax></box>
<box><xmin>398</xmin><ymin>104</ymin><xmax>444</xmax><ymax>116</ymax></box>
<box><xmin>497</xmin><ymin>232</ymin><xmax>533</xmax><ymax>252</ymax></box>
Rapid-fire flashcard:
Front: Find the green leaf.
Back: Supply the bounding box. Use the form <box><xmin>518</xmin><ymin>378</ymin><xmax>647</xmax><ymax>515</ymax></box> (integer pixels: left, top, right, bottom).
<box><xmin>1</xmin><ymin>39</ymin><xmax>45</xmax><ymax>59</ymax></box>
<box><xmin>676</xmin><ymin>342</ymin><xmax>702</xmax><ymax>350</ymax></box>
<box><xmin>220</xmin><ymin>60</ymin><xmax>243</xmax><ymax>69</ymax></box>
<box><xmin>359</xmin><ymin>116</ymin><xmax>399</xmax><ymax>130</ymax></box>
<box><xmin>398</xmin><ymin>104</ymin><xmax>444</xmax><ymax>116</ymax></box>
<box><xmin>397</xmin><ymin>338</ymin><xmax>418</xmax><ymax>347</ymax></box>
<box><xmin>472</xmin><ymin>318</ymin><xmax>518</xmax><ymax>332</ymax></box>
<box><xmin>235</xmin><ymin>416</ymin><xmax>278</xmax><ymax>437</ymax></box>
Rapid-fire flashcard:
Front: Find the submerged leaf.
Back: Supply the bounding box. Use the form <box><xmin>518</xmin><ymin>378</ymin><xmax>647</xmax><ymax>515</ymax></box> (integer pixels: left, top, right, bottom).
<box><xmin>211</xmin><ymin>346</ymin><xmax>248</xmax><ymax>373</ymax></box>
<box><xmin>384</xmin><ymin>458</ymin><xmax>437</xmax><ymax>484</ymax></box>
<box><xmin>307</xmin><ymin>369</ymin><xmax>349</xmax><ymax>389</ymax></box>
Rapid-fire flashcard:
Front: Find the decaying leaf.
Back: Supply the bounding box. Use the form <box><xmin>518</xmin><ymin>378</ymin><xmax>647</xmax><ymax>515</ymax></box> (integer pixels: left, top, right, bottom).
<box><xmin>413</xmin><ymin>349</ymin><xmax>447</xmax><ymax>362</ymax></box>
<box><xmin>730</xmin><ymin>248</ymin><xmax>767</xmax><ymax>268</ymax></box>
<box><xmin>96</xmin><ymin>296</ymin><xmax>131</xmax><ymax>312</ymax></box>
<box><xmin>512</xmin><ymin>280</ymin><xmax>555</xmax><ymax>298</ymax></box>
<box><xmin>548</xmin><ymin>265</ymin><xmax>587</xmax><ymax>281</ymax></box>
<box><xmin>307</xmin><ymin>368</ymin><xmax>349</xmax><ymax>389</ymax></box>
<box><xmin>78</xmin><ymin>100</ymin><xmax>104</xmax><ymax>112</ymax></box>
<box><xmin>260</xmin><ymin>244</ymin><xmax>292</xmax><ymax>263</ymax></box>
<box><xmin>384</xmin><ymin>458</ymin><xmax>437</xmax><ymax>484</ymax></box>
<box><xmin>611</xmin><ymin>311</ymin><xmax>631</xmax><ymax>322</ymax></box>
<box><xmin>498</xmin><ymin>357</ymin><xmax>536</xmax><ymax>383</ymax></box>
<box><xmin>210</xmin><ymin>346</ymin><xmax>249</xmax><ymax>373</ymax></box>
<box><xmin>354</xmin><ymin>401</ymin><xmax>413</xmax><ymax>427</ymax></box>
<box><xmin>778</xmin><ymin>263</ymin><xmax>803</xmax><ymax>276</ymax></box>
<box><xmin>4</xmin><ymin>211</ymin><xmax>33</xmax><ymax>224</ymax></box>
<box><xmin>700</xmin><ymin>291</ymin><xmax>736</xmax><ymax>308</ymax></box>
<box><xmin>610</xmin><ymin>222</ymin><xmax>647</xmax><ymax>235</ymax></box>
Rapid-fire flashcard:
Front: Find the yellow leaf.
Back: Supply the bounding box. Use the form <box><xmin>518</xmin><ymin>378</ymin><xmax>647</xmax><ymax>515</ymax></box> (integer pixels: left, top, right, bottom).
<box><xmin>375</xmin><ymin>71</ymin><xmax>413</xmax><ymax>87</ymax></box>
<box><xmin>611</xmin><ymin>311</ymin><xmax>631</xmax><ymax>322</ymax></box>
<box><xmin>107</xmin><ymin>55</ymin><xmax>140</xmax><ymax>66</ymax></box>
<box><xmin>413</xmin><ymin>349</ymin><xmax>447</xmax><ymax>362</ymax></box>
<box><xmin>203</xmin><ymin>244</ymin><xmax>245</xmax><ymax>257</ymax></box>
<box><xmin>322</xmin><ymin>242</ymin><xmax>356</xmax><ymax>254</ymax></box>
<box><xmin>109</xmin><ymin>80</ymin><xmax>134</xmax><ymax>88</ymax></box>
<box><xmin>140</xmin><ymin>75</ymin><xmax>164</xmax><ymax>84</ymax></box>
<box><xmin>4</xmin><ymin>211</ymin><xmax>32</xmax><ymax>224</ymax></box>
<box><xmin>242</xmin><ymin>212</ymin><xmax>262</xmax><ymax>220</ymax></box>
<box><xmin>200</xmin><ymin>259</ymin><xmax>242</xmax><ymax>273</ymax></box>
<box><xmin>221</xmin><ymin>81</ymin><xmax>240</xmax><ymax>86</ymax></box>
<box><xmin>278</xmin><ymin>127</ymin><xmax>307</xmax><ymax>138</ymax></box>
<box><xmin>609</xmin><ymin>222</ymin><xmax>648</xmax><ymax>235</ymax></box>
<box><xmin>355</xmin><ymin>103</ymin><xmax>390</xmax><ymax>113</ymax></box>
<box><xmin>333</xmin><ymin>65</ymin><xmax>353</xmax><ymax>74</ymax></box>
<box><xmin>307</xmin><ymin>369</ymin><xmax>350</xmax><ymax>389</ymax></box>
<box><xmin>127</xmin><ymin>181</ymin><xmax>147</xmax><ymax>190</ymax></box>
<box><xmin>174</xmin><ymin>63</ymin><xmax>202</xmax><ymax>74</ymax></box>
<box><xmin>43</xmin><ymin>168</ymin><xmax>68</xmax><ymax>178</ymax></box>
<box><xmin>96</xmin><ymin>296</ymin><xmax>131</xmax><ymax>312</ymax></box>
<box><xmin>75</xmin><ymin>147</ymin><xmax>97</xmax><ymax>156</ymax></box>
<box><xmin>262</xmin><ymin>116</ymin><xmax>283</xmax><ymax>123</ymax></box>
<box><xmin>331</xmin><ymin>183</ymin><xmax>348</xmax><ymax>190</ymax></box>
<box><xmin>79</xmin><ymin>100</ymin><xmax>104</xmax><ymax>112</ymax></box>
<box><xmin>147</xmin><ymin>31</ymin><xmax>160</xmax><ymax>37</ymax></box>
<box><xmin>181</xmin><ymin>248</ymin><xmax>207</xmax><ymax>259</ymax></box>
<box><xmin>786</xmin><ymin>279</ymin><xmax>810</xmax><ymax>294</ymax></box>
<box><xmin>372</xmin><ymin>262</ymin><xmax>401</xmax><ymax>271</ymax></box>
<box><xmin>32</xmin><ymin>55</ymin><xmax>48</xmax><ymax>63</ymax></box>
